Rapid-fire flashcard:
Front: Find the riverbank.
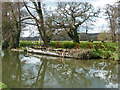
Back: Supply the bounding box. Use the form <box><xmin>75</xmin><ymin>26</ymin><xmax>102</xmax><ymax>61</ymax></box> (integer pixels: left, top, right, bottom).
<box><xmin>11</xmin><ymin>41</ymin><xmax>118</xmax><ymax>60</ymax></box>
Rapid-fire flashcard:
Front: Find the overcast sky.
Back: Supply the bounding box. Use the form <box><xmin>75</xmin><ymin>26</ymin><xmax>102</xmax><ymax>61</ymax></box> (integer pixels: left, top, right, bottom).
<box><xmin>21</xmin><ymin>0</ymin><xmax>118</xmax><ymax>37</ymax></box>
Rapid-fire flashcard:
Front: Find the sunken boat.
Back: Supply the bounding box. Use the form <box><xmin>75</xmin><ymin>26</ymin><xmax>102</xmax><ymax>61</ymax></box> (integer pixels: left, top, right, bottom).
<box><xmin>26</xmin><ymin>47</ymin><xmax>96</xmax><ymax>60</ymax></box>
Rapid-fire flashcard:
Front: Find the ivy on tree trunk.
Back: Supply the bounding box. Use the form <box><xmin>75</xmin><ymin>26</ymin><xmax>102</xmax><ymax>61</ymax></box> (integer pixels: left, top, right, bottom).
<box><xmin>68</xmin><ymin>29</ymin><xmax>80</xmax><ymax>43</ymax></box>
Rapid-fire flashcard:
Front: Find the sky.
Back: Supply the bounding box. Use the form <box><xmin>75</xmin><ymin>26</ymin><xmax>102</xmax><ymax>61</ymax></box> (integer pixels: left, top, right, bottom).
<box><xmin>21</xmin><ymin>0</ymin><xmax>118</xmax><ymax>37</ymax></box>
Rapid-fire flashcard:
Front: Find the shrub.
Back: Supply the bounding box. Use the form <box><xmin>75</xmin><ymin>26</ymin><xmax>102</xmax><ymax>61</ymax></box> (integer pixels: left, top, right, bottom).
<box><xmin>79</xmin><ymin>42</ymin><xmax>91</xmax><ymax>48</ymax></box>
<box><xmin>63</xmin><ymin>42</ymin><xmax>76</xmax><ymax>49</ymax></box>
<box><xmin>93</xmin><ymin>43</ymin><xmax>99</xmax><ymax>51</ymax></box>
<box><xmin>19</xmin><ymin>41</ymin><xmax>32</xmax><ymax>47</ymax></box>
<box><xmin>92</xmin><ymin>51</ymin><xmax>101</xmax><ymax>59</ymax></box>
<box><xmin>48</xmin><ymin>42</ymin><xmax>58</xmax><ymax>48</ymax></box>
<box><xmin>19</xmin><ymin>41</ymin><xmax>43</xmax><ymax>47</ymax></box>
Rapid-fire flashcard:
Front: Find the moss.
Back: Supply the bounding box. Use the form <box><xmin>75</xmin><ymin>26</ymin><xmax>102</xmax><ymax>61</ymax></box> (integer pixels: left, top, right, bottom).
<box><xmin>0</xmin><ymin>82</ymin><xmax>7</xmax><ymax>88</ymax></box>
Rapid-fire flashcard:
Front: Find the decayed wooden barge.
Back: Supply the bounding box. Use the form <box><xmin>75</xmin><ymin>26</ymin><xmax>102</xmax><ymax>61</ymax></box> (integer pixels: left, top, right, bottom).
<box><xmin>26</xmin><ymin>47</ymin><xmax>94</xmax><ymax>59</ymax></box>
<box><xmin>26</xmin><ymin>47</ymin><xmax>73</xmax><ymax>58</ymax></box>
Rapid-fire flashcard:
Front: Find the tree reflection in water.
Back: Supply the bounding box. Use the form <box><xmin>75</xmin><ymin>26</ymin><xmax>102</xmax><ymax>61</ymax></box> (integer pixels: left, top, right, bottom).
<box><xmin>2</xmin><ymin>50</ymin><xmax>22</xmax><ymax>88</ymax></box>
<box><xmin>2</xmin><ymin>50</ymin><xmax>118</xmax><ymax>88</ymax></box>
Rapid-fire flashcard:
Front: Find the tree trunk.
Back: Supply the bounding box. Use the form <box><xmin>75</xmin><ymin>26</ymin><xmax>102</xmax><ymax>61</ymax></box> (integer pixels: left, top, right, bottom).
<box><xmin>9</xmin><ymin>22</ymin><xmax>21</xmax><ymax>48</ymax></box>
<box><xmin>10</xmin><ymin>21</ymin><xmax>21</xmax><ymax>48</ymax></box>
<box><xmin>15</xmin><ymin>30</ymin><xmax>21</xmax><ymax>48</ymax></box>
<box><xmin>15</xmin><ymin>2</ymin><xmax>21</xmax><ymax>48</ymax></box>
<box><xmin>86</xmin><ymin>23</ymin><xmax>89</xmax><ymax>41</ymax></box>
<box><xmin>73</xmin><ymin>30</ymin><xmax>80</xmax><ymax>43</ymax></box>
<box><xmin>111</xmin><ymin>29</ymin><xmax>116</xmax><ymax>42</ymax></box>
<box><xmin>118</xmin><ymin>36</ymin><xmax>120</xmax><ymax>63</ymax></box>
<box><xmin>118</xmin><ymin>1</ymin><xmax>120</xmax><ymax>63</ymax></box>
<box><xmin>68</xmin><ymin>29</ymin><xmax>80</xmax><ymax>43</ymax></box>
<box><xmin>2</xmin><ymin>41</ymin><xmax>9</xmax><ymax>49</ymax></box>
<box><xmin>42</xmin><ymin>37</ymin><xmax>48</xmax><ymax>48</ymax></box>
<box><xmin>37</xmin><ymin>2</ymin><xmax>48</xmax><ymax>48</ymax></box>
<box><xmin>110</xmin><ymin>15</ymin><xmax>116</xmax><ymax>43</ymax></box>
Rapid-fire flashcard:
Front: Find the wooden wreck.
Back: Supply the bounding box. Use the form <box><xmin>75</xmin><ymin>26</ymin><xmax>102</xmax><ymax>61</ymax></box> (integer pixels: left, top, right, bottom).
<box><xmin>26</xmin><ymin>47</ymin><xmax>94</xmax><ymax>59</ymax></box>
<box><xmin>26</xmin><ymin>47</ymin><xmax>73</xmax><ymax>58</ymax></box>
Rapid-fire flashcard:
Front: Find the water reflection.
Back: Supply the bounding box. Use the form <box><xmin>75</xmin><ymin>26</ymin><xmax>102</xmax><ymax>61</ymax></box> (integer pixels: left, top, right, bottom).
<box><xmin>2</xmin><ymin>50</ymin><xmax>118</xmax><ymax>88</ymax></box>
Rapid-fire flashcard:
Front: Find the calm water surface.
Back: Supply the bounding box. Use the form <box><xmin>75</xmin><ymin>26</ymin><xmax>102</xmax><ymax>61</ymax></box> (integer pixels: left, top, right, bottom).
<box><xmin>2</xmin><ymin>50</ymin><xmax>119</xmax><ymax>88</ymax></box>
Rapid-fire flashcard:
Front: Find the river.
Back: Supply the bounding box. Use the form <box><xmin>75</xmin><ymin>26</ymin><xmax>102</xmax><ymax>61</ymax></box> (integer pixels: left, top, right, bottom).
<box><xmin>1</xmin><ymin>50</ymin><xmax>119</xmax><ymax>88</ymax></box>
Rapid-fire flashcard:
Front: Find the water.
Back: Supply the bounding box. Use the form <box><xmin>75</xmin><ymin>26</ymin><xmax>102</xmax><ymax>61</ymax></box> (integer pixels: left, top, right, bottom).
<box><xmin>2</xmin><ymin>50</ymin><xmax>119</xmax><ymax>88</ymax></box>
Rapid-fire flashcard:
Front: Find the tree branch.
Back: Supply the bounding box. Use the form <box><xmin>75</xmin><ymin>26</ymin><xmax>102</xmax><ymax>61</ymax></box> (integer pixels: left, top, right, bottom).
<box><xmin>23</xmin><ymin>1</ymin><xmax>40</xmax><ymax>23</ymax></box>
<box><xmin>22</xmin><ymin>22</ymin><xmax>38</xmax><ymax>26</ymax></box>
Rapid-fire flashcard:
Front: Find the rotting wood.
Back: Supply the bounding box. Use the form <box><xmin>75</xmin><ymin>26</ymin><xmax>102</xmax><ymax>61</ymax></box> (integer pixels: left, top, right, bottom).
<box><xmin>26</xmin><ymin>47</ymin><xmax>94</xmax><ymax>59</ymax></box>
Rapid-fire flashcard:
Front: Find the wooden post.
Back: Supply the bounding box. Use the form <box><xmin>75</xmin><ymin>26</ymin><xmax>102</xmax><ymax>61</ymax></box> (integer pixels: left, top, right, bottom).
<box><xmin>62</xmin><ymin>51</ymin><xmax>65</xmax><ymax>58</ymax></box>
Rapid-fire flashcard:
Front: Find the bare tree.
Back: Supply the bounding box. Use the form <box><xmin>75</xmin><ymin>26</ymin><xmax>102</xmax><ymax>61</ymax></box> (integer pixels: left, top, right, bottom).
<box><xmin>52</xmin><ymin>2</ymin><xmax>100</xmax><ymax>43</ymax></box>
<box><xmin>118</xmin><ymin>1</ymin><xmax>120</xmax><ymax>63</ymax></box>
<box><xmin>104</xmin><ymin>3</ymin><xmax>118</xmax><ymax>42</ymax></box>
<box><xmin>43</xmin><ymin>5</ymin><xmax>56</xmax><ymax>42</ymax></box>
<box><xmin>23</xmin><ymin>1</ymin><xmax>48</xmax><ymax>47</ymax></box>
<box><xmin>2</xmin><ymin>2</ymin><xmax>28</xmax><ymax>48</ymax></box>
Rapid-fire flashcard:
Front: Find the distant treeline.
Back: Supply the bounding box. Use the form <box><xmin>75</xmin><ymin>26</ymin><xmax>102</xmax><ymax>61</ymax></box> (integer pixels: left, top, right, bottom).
<box><xmin>20</xmin><ymin>33</ymin><xmax>99</xmax><ymax>41</ymax></box>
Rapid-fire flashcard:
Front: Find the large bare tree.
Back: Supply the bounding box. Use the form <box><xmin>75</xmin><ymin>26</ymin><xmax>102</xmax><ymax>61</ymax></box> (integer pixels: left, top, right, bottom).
<box><xmin>23</xmin><ymin>1</ymin><xmax>48</xmax><ymax>47</ymax></box>
<box><xmin>104</xmin><ymin>3</ymin><xmax>118</xmax><ymax>42</ymax></box>
<box><xmin>2</xmin><ymin>2</ymin><xmax>28</xmax><ymax>48</ymax></box>
<box><xmin>52</xmin><ymin>2</ymin><xmax>100</xmax><ymax>43</ymax></box>
<box><xmin>118</xmin><ymin>1</ymin><xmax>120</xmax><ymax>62</ymax></box>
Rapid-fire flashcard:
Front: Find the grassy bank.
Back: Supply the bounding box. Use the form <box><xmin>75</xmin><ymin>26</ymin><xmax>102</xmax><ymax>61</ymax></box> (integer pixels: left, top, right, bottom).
<box><xmin>19</xmin><ymin>41</ymin><xmax>118</xmax><ymax>60</ymax></box>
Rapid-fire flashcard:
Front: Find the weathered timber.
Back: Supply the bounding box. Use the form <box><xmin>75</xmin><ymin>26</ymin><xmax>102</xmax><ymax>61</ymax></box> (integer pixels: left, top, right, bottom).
<box><xmin>11</xmin><ymin>48</ymin><xmax>24</xmax><ymax>52</ymax></box>
<box><xmin>26</xmin><ymin>47</ymin><xmax>94</xmax><ymax>59</ymax></box>
<box><xmin>27</xmin><ymin>47</ymin><xmax>73</xmax><ymax>58</ymax></box>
